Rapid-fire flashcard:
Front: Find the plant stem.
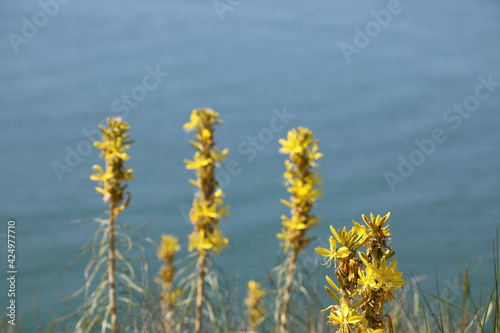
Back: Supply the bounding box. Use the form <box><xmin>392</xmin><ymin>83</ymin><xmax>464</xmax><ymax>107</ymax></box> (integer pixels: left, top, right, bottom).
<box><xmin>280</xmin><ymin>249</ymin><xmax>298</xmax><ymax>333</ymax></box>
<box><xmin>108</xmin><ymin>204</ymin><xmax>118</xmax><ymax>333</ymax></box>
<box><xmin>195</xmin><ymin>254</ymin><xmax>207</xmax><ymax>333</ymax></box>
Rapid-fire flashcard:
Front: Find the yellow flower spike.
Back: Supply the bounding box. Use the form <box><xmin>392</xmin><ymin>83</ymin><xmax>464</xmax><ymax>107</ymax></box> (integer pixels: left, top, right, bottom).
<box><xmin>278</xmin><ymin>127</ymin><xmax>322</xmax><ymax>254</ymax></box>
<box><xmin>157</xmin><ymin>234</ymin><xmax>181</xmax><ymax>261</ymax></box>
<box><xmin>318</xmin><ymin>213</ymin><xmax>404</xmax><ymax>331</ymax></box>
<box><xmin>89</xmin><ymin>117</ymin><xmax>134</xmax><ymax>332</ymax></box>
<box><xmin>156</xmin><ymin>234</ymin><xmax>181</xmax><ymax>317</ymax></box>
<box><xmin>90</xmin><ymin>117</ymin><xmax>134</xmax><ymax>210</ymax></box>
<box><xmin>245</xmin><ymin>280</ymin><xmax>266</xmax><ymax>332</ymax></box>
<box><xmin>184</xmin><ymin>108</ymin><xmax>230</xmax><ymax>332</ymax></box>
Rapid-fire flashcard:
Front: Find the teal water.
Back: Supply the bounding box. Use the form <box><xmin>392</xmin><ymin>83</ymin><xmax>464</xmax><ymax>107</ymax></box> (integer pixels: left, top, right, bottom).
<box><xmin>1</xmin><ymin>0</ymin><xmax>500</xmax><ymax>330</ymax></box>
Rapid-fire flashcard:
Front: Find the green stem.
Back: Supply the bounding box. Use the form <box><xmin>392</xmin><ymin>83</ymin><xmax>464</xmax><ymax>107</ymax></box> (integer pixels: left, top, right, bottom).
<box><xmin>108</xmin><ymin>204</ymin><xmax>118</xmax><ymax>333</ymax></box>
<box><xmin>280</xmin><ymin>249</ymin><xmax>298</xmax><ymax>333</ymax></box>
<box><xmin>195</xmin><ymin>254</ymin><xmax>206</xmax><ymax>333</ymax></box>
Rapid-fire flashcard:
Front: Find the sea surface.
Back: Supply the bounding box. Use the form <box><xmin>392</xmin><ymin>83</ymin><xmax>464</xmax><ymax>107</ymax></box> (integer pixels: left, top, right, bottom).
<box><xmin>1</xmin><ymin>0</ymin><xmax>499</xmax><ymax>330</ymax></box>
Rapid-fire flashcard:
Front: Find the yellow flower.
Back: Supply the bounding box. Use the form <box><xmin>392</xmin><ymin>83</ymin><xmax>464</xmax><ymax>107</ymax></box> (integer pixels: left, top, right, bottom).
<box><xmin>210</xmin><ymin>228</ymin><xmax>228</xmax><ymax>254</ymax></box>
<box><xmin>360</xmin><ymin>212</ymin><xmax>392</xmax><ymax>238</ymax></box>
<box><xmin>245</xmin><ymin>280</ymin><xmax>266</xmax><ymax>330</ymax></box>
<box><xmin>245</xmin><ymin>280</ymin><xmax>266</xmax><ymax>307</ymax></box>
<box><xmin>352</xmin><ymin>221</ymin><xmax>369</xmax><ymax>245</ymax></box>
<box><xmin>184</xmin><ymin>151</ymin><xmax>212</xmax><ymax>170</ymax></box>
<box><xmin>315</xmin><ymin>235</ymin><xmax>351</xmax><ymax>267</ymax></box>
<box><xmin>157</xmin><ymin>234</ymin><xmax>181</xmax><ymax>261</ymax></box>
<box><xmin>279</xmin><ymin>130</ymin><xmax>303</xmax><ymax>154</ymax></box>
<box><xmin>190</xmin><ymin>200</ymin><xmax>220</xmax><ymax>222</ymax></box>
<box><xmin>331</xmin><ymin>225</ymin><xmax>364</xmax><ymax>251</ymax></box>
<box><xmin>211</xmin><ymin>147</ymin><xmax>229</xmax><ymax>162</ymax></box>
<box><xmin>188</xmin><ymin>230</ymin><xmax>213</xmax><ymax>254</ymax></box>
<box><xmin>327</xmin><ymin>301</ymin><xmax>365</xmax><ymax>330</ymax></box>
<box><xmin>183</xmin><ymin>110</ymin><xmax>200</xmax><ymax>132</ymax></box>
<box><xmin>360</xmin><ymin>253</ymin><xmax>405</xmax><ymax>291</ymax></box>
<box><xmin>281</xmin><ymin>215</ymin><xmax>308</xmax><ymax>230</ymax></box>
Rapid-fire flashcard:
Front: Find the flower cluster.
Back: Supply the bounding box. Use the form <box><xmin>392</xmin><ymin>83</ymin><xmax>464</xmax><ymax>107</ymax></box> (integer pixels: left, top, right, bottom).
<box><xmin>184</xmin><ymin>109</ymin><xmax>230</xmax><ymax>258</ymax></box>
<box><xmin>90</xmin><ymin>117</ymin><xmax>134</xmax><ymax>215</ymax></box>
<box><xmin>157</xmin><ymin>234</ymin><xmax>182</xmax><ymax>308</ymax></box>
<box><xmin>316</xmin><ymin>213</ymin><xmax>405</xmax><ymax>332</ymax></box>
<box><xmin>244</xmin><ymin>280</ymin><xmax>267</xmax><ymax>331</ymax></box>
<box><xmin>277</xmin><ymin>127</ymin><xmax>323</xmax><ymax>253</ymax></box>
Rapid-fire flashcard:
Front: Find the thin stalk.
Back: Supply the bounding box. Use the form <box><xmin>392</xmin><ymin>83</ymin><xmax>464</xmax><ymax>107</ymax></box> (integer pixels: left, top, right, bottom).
<box><xmin>280</xmin><ymin>249</ymin><xmax>298</xmax><ymax>333</ymax></box>
<box><xmin>108</xmin><ymin>204</ymin><xmax>118</xmax><ymax>333</ymax></box>
<box><xmin>195</xmin><ymin>254</ymin><xmax>207</xmax><ymax>333</ymax></box>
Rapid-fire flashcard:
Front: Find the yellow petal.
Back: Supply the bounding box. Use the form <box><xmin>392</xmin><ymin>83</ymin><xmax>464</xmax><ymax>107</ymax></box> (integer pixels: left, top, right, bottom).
<box><xmin>336</xmin><ymin>247</ymin><xmax>351</xmax><ymax>258</ymax></box>
<box><xmin>315</xmin><ymin>247</ymin><xmax>332</xmax><ymax>257</ymax></box>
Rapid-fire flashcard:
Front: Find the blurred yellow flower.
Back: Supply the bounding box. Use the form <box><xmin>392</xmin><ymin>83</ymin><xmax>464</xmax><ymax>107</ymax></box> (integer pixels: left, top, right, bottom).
<box><xmin>157</xmin><ymin>234</ymin><xmax>181</xmax><ymax>261</ymax></box>
<box><xmin>184</xmin><ymin>108</ymin><xmax>230</xmax><ymax>259</ymax></box>
<box><xmin>277</xmin><ymin>127</ymin><xmax>322</xmax><ymax>254</ymax></box>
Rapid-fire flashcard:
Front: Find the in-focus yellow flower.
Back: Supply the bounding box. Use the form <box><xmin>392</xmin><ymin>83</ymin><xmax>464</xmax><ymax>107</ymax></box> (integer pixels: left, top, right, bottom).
<box><xmin>315</xmin><ymin>236</ymin><xmax>351</xmax><ymax>267</ymax></box>
<box><xmin>327</xmin><ymin>301</ymin><xmax>365</xmax><ymax>330</ymax></box>
<box><xmin>360</xmin><ymin>253</ymin><xmax>405</xmax><ymax>291</ymax></box>
<box><xmin>330</xmin><ymin>225</ymin><xmax>364</xmax><ymax>251</ymax></box>
<box><xmin>360</xmin><ymin>212</ymin><xmax>392</xmax><ymax>238</ymax></box>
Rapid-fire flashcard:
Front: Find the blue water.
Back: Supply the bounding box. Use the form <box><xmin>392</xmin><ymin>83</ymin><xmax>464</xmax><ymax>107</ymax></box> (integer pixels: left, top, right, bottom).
<box><xmin>1</xmin><ymin>0</ymin><xmax>500</xmax><ymax>330</ymax></box>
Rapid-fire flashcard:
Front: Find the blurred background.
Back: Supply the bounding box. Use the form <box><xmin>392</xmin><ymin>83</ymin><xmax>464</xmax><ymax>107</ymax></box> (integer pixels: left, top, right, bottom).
<box><xmin>1</xmin><ymin>0</ymin><xmax>499</xmax><ymax>330</ymax></box>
